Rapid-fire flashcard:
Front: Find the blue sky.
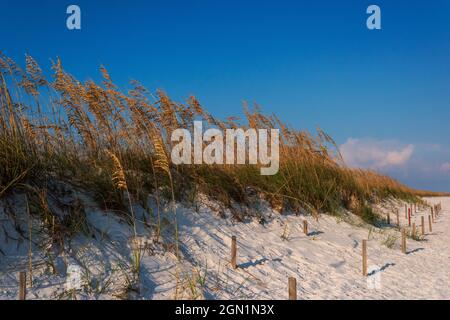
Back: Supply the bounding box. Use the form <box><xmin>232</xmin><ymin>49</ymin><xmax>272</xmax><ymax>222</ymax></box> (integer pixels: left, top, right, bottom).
<box><xmin>1</xmin><ymin>0</ymin><xmax>450</xmax><ymax>191</ymax></box>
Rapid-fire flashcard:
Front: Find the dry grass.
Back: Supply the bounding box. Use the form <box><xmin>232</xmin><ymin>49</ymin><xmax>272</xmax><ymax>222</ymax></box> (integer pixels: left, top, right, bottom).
<box><xmin>0</xmin><ymin>53</ymin><xmax>447</xmax><ymax>232</ymax></box>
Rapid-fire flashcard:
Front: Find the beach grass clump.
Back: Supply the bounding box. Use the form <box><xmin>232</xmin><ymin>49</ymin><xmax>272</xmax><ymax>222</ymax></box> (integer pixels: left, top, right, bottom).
<box><xmin>0</xmin><ymin>53</ymin><xmax>445</xmax><ymax>231</ymax></box>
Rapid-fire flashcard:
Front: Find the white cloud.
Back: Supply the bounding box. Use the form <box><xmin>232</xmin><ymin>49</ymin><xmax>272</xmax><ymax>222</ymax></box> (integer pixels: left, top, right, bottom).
<box><xmin>340</xmin><ymin>138</ymin><xmax>414</xmax><ymax>169</ymax></box>
<box><xmin>440</xmin><ymin>162</ymin><xmax>450</xmax><ymax>172</ymax></box>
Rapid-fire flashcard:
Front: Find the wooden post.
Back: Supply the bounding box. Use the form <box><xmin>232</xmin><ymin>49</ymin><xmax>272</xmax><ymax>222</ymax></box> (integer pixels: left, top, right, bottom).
<box><xmin>288</xmin><ymin>277</ymin><xmax>297</xmax><ymax>300</ymax></box>
<box><xmin>421</xmin><ymin>216</ymin><xmax>425</xmax><ymax>235</ymax></box>
<box><xmin>231</xmin><ymin>236</ymin><xmax>237</xmax><ymax>269</ymax></box>
<box><xmin>362</xmin><ymin>239</ymin><xmax>367</xmax><ymax>276</ymax></box>
<box><xmin>428</xmin><ymin>215</ymin><xmax>432</xmax><ymax>232</ymax></box>
<box><xmin>303</xmin><ymin>220</ymin><xmax>308</xmax><ymax>236</ymax></box>
<box><xmin>405</xmin><ymin>204</ymin><xmax>407</xmax><ymax>218</ymax></box>
<box><xmin>412</xmin><ymin>223</ymin><xmax>416</xmax><ymax>237</ymax></box>
<box><xmin>19</xmin><ymin>272</ymin><xmax>26</xmax><ymax>300</ymax></box>
<box><xmin>408</xmin><ymin>212</ymin><xmax>411</xmax><ymax>227</ymax></box>
<box><xmin>387</xmin><ymin>212</ymin><xmax>390</xmax><ymax>225</ymax></box>
<box><xmin>401</xmin><ymin>229</ymin><xmax>407</xmax><ymax>254</ymax></box>
<box><xmin>396</xmin><ymin>211</ymin><xmax>400</xmax><ymax>226</ymax></box>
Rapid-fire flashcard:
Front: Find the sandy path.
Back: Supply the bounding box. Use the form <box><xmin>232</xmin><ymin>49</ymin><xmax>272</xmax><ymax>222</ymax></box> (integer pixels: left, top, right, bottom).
<box><xmin>1</xmin><ymin>196</ymin><xmax>448</xmax><ymax>299</ymax></box>
<box><xmin>173</xmin><ymin>197</ymin><xmax>450</xmax><ymax>299</ymax></box>
<box><xmin>380</xmin><ymin>197</ymin><xmax>450</xmax><ymax>299</ymax></box>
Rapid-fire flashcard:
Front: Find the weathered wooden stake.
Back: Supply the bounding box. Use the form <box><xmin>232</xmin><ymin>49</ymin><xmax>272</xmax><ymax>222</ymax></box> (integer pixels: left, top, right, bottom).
<box><xmin>405</xmin><ymin>204</ymin><xmax>407</xmax><ymax>218</ymax></box>
<box><xmin>408</xmin><ymin>212</ymin><xmax>411</xmax><ymax>226</ymax></box>
<box><xmin>303</xmin><ymin>220</ymin><xmax>308</xmax><ymax>236</ymax></box>
<box><xmin>401</xmin><ymin>229</ymin><xmax>407</xmax><ymax>254</ymax></box>
<box><xmin>362</xmin><ymin>239</ymin><xmax>367</xmax><ymax>276</ymax></box>
<box><xmin>288</xmin><ymin>277</ymin><xmax>297</xmax><ymax>300</ymax></box>
<box><xmin>387</xmin><ymin>212</ymin><xmax>390</xmax><ymax>225</ymax></box>
<box><xmin>19</xmin><ymin>271</ymin><xmax>26</xmax><ymax>300</ymax></box>
<box><xmin>396</xmin><ymin>211</ymin><xmax>400</xmax><ymax>226</ymax></box>
<box><xmin>412</xmin><ymin>223</ymin><xmax>416</xmax><ymax>237</ymax></box>
<box><xmin>421</xmin><ymin>216</ymin><xmax>425</xmax><ymax>235</ymax></box>
<box><xmin>428</xmin><ymin>215</ymin><xmax>432</xmax><ymax>232</ymax></box>
<box><xmin>231</xmin><ymin>236</ymin><xmax>237</xmax><ymax>269</ymax></box>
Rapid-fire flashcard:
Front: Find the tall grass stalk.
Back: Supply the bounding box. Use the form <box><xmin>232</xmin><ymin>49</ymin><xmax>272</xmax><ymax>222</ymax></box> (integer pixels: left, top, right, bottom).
<box><xmin>0</xmin><ymin>53</ymin><xmax>447</xmax><ymax>240</ymax></box>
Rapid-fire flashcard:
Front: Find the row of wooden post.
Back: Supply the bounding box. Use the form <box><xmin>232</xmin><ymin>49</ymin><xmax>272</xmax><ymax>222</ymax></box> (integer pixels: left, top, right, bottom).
<box><xmin>14</xmin><ymin>201</ymin><xmax>444</xmax><ymax>300</ymax></box>
<box><xmin>364</xmin><ymin>219</ymin><xmax>431</xmax><ymax>272</ymax></box>
<box><xmin>231</xmin><ymin>202</ymin><xmax>443</xmax><ymax>299</ymax></box>
<box><xmin>405</xmin><ymin>203</ymin><xmax>426</xmax><ymax>218</ymax></box>
<box><xmin>363</xmin><ymin>203</ymin><xmax>440</xmax><ymax>276</ymax></box>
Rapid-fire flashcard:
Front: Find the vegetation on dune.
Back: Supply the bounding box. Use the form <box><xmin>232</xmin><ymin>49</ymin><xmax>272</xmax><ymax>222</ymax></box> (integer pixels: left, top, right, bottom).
<box><xmin>0</xmin><ymin>53</ymin><xmax>445</xmax><ymax>231</ymax></box>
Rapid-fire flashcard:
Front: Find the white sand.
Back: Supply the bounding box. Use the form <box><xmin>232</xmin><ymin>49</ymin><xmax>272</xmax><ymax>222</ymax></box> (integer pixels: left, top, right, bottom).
<box><xmin>0</xmin><ymin>194</ymin><xmax>448</xmax><ymax>300</ymax></box>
